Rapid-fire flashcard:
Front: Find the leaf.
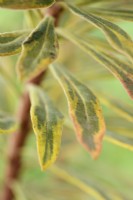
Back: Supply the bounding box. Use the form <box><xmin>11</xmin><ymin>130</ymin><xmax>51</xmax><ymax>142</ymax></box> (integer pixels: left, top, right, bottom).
<box><xmin>98</xmin><ymin>93</ymin><xmax>133</xmax><ymax>122</ymax></box>
<box><xmin>25</xmin><ymin>10</ymin><xmax>43</xmax><ymax>28</ymax></box>
<box><xmin>105</xmin><ymin>131</ymin><xmax>133</xmax><ymax>151</ymax></box>
<box><xmin>0</xmin><ymin>112</ymin><xmax>18</xmax><ymax>134</ymax></box>
<box><xmin>87</xmin><ymin>8</ymin><xmax>133</xmax><ymax>22</ymax></box>
<box><xmin>106</xmin><ymin>116</ymin><xmax>133</xmax><ymax>138</ymax></box>
<box><xmin>77</xmin><ymin>0</ymin><xmax>133</xmax><ymax>6</ymax></box>
<box><xmin>50</xmin><ymin>166</ymin><xmax>106</xmax><ymax>200</ymax></box>
<box><xmin>17</xmin><ymin>16</ymin><xmax>58</xmax><ymax>82</ymax></box>
<box><xmin>0</xmin><ymin>0</ymin><xmax>55</xmax><ymax>9</ymax></box>
<box><xmin>66</xmin><ymin>4</ymin><xmax>133</xmax><ymax>62</ymax></box>
<box><xmin>29</xmin><ymin>85</ymin><xmax>64</xmax><ymax>170</ymax></box>
<box><xmin>0</xmin><ymin>31</ymin><xmax>29</xmax><ymax>56</ymax></box>
<box><xmin>57</xmin><ymin>29</ymin><xmax>133</xmax><ymax>99</ymax></box>
<box><xmin>50</xmin><ymin>63</ymin><xmax>105</xmax><ymax>159</ymax></box>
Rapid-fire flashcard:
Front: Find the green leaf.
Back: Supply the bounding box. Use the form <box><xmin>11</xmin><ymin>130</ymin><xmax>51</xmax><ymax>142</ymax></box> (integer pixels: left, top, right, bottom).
<box><xmin>87</xmin><ymin>8</ymin><xmax>133</xmax><ymax>22</ymax></box>
<box><xmin>66</xmin><ymin>4</ymin><xmax>133</xmax><ymax>62</ymax></box>
<box><xmin>0</xmin><ymin>31</ymin><xmax>29</xmax><ymax>56</ymax></box>
<box><xmin>29</xmin><ymin>85</ymin><xmax>64</xmax><ymax>170</ymax></box>
<box><xmin>57</xmin><ymin>29</ymin><xmax>133</xmax><ymax>99</ymax></box>
<box><xmin>0</xmin><ymin>112</ymin><xmax>18</xmax><ymax>134</ymax></box>
<box><xmin>50</xmin><ymin>63</ymin><xmax>105</xmax><ymax>159</ymax></box>
<box><xmin>17</xmin><ymin>16</ymin><xmax>58</xmax><ymax>82</ymax></box>
<box><xmin>0</xmin><ymin>0</ymin><xmax>55</xmax><ymax>9</ymax></box>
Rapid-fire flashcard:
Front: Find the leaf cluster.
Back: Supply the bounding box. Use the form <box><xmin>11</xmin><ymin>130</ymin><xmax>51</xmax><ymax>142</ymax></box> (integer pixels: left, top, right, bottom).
<box><xmin>0</xmin><ymin>0</ymin><xmax>133</xmax><ymax>175</ymax></box>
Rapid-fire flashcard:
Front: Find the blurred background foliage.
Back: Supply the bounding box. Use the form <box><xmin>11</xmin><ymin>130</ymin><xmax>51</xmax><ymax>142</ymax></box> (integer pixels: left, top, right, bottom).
<box><xmin>0</xmin><ymin>4</ymin><xmax>133</xmax><ymax>200</ymax></box>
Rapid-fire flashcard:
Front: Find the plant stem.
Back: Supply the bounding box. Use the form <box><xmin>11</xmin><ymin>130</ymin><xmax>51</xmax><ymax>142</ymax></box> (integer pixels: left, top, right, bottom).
<box><xmin>2</xmin><ymin>72</ymin><xmax>45</xmax><ymax>200</ymax></box>
<box><xmin>1</xmin><ymin>3</ymin><xmax>63</xmax><ymax>200</ymax></box>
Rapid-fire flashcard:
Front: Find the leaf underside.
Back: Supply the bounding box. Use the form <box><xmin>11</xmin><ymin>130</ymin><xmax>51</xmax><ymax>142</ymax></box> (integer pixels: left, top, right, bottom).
<box><xmin>29</xmin><ymin>85</ymin><xmax>64</xmax><ymax>170</ymax></box>
<box><xmin>51</xmin><ymin>63</ymin><xmax>106</xmax><ymax>159</ymax></box>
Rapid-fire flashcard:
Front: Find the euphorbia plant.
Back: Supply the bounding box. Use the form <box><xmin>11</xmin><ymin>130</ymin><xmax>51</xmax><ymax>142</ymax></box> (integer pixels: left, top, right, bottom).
<box><xmin>0</xmin><ymin>0</ymin><xmax>133</xmax><ymax>199</ymax></box>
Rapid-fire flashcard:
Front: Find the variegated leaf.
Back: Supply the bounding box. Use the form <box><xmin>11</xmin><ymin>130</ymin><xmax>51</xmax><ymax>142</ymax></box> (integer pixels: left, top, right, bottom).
<box><xmin>0</xmin><ymin>0</ymin><xmax>55</xmax><ymax>9</ymax></box>
<box><xmin>106</xmin><ymin>131</ymin><xmax>133</xmax><ymax>151</ymax></box>
<box><xmin>88</xmin><ymin>8</ymin><xmax>133</xmax><ymax>21</ymax></box>
<box><xmin>50</xmin><ymin>166</ymin><xmax>107</xmax><ymax>200</ymax></box>
<box><xmin>0</xmin><ymin>112</ymin><xmax>18</xmax><ymax>134</ymax></box>
<box><xmin>50</xmin><ymin>64</ymin><xmax>105</xmax><ymax>159</ymax></box>
<box><xmin>57</xmin><ymin>29</ymin><xmax>133</xmax><ymax>99</ymax></box>
<box><xmin>0</xmin><ymin>31</ymin><xmax>29</xmax><ymax>56</ymax></box>
<box><xmin>17</xmin><ymin>16</ymin><xmax>58</xmax><ymax>82</ymax></box>
<box><xmin>25</xmin><ymin>10</ymin><xmax>42</xmax><ymax>28</ymax></box>
<box><xmin>106</xmin><ymin>116</ymin><xmax>133</xmax><ymax>138</ymax></box>
<box><xmin>98</xmin><ymin>93</ymin><xmax>133</xmax><ymax>122</ymax></box>
<box><xmin>29</xmin><ymin>85</ymin><xmax>64</xmax><ymax>170</ymax></box>
<box><xmin>67</xmin><ymin>4</ymin><xmax>133</xmax><ymax>62</ymax></box>
<box><xmin>73</xmin><ymin>0</ymin><xmax>133</xmax><ymax>7</ymax></box>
